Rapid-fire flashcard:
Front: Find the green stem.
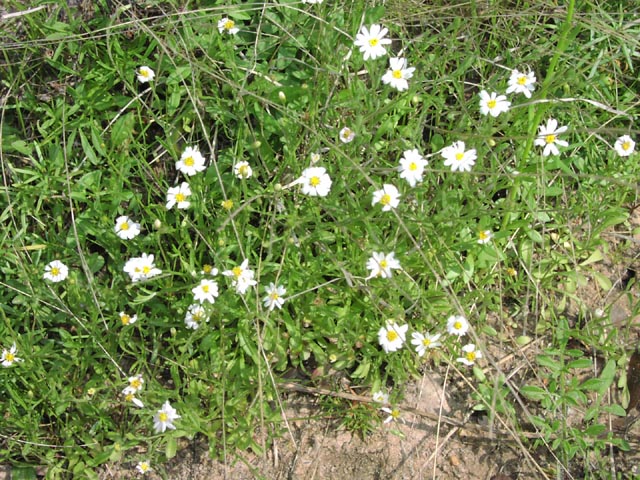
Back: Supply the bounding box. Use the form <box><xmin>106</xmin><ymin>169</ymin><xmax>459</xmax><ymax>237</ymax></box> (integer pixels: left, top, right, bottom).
<box><xmin>501</xmin><ymin>0</ymin><xmax>577</xmax><ymax>231</ymax></box>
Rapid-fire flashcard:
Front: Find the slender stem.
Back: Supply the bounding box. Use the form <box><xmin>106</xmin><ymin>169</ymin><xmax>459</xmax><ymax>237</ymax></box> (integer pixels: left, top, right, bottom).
<box><xmin>501</xmin><ymin>0</ymin><xmax>577</xmax><ymax>231</ymax></box>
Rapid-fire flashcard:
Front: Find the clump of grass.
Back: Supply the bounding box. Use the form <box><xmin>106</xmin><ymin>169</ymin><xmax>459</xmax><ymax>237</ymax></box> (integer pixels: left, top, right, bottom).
<box><xmin>1</xmin><ymin>0</ymin><xmax>639</xmax><ymax>477</ymax></box>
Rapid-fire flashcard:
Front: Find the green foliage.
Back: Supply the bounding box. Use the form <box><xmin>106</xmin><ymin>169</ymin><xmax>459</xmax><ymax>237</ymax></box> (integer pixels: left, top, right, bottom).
<box><xmin>1</xmin><ymin>0</ymin><xmax>639</xmax><ymax>477</ymax></box>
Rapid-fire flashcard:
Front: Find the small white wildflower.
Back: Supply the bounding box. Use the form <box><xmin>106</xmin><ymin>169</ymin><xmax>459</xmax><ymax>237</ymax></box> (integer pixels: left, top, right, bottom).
<box><xmin>447</xmin><ymin>315</ymin><xmax>470</xmax><ymax>337</ymax></box>
<box><xmin>534</xmin><ymin>118</ymin><xmax>569</xmax><ymax>157</ymax></box>
<box><xmin>43</xmin><ymin>260</ymin><xmax>69</xmax><ymax>283</ymax></box>
<box><xmin>114</xmin><ymin>215</ymin><xmax>141</xmax><ymax>240</ymax></box>
<box><xmin>378</xmin><ymin>320</ymin><xmax>408</xmax><ymax>353</ymax></box>
<box><xmin>457</xmin><ymin>343</ymin><xmax>482</xmax><ymax>366</ymax></box>
<box><xmin>614</xmin><ymin>135</ymin><xmax>635</xmax><ymax>157</ymax></box>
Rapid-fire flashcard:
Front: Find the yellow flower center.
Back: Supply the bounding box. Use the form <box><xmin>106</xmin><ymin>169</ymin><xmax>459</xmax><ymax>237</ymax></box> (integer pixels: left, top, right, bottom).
<box><xmin>239</xmin><ymin>165</ymin><xmax>249</xmax><ymax>177</ymax></box>
<box><xmin>184</xmin><ymin>156</ymin><xmax>194</xmax><ymax>166</ymax></box>
<box><xmin>232</xmin><ymin>266</ymin><xmax>243</xmax><ymax>278</ymax></box>
<box><xmin>202</xmin><ymin>285</ymin><xmax>210</xmax><ymax>293</ymax></box>
<box><xmin>130</xmin><ymin>378</ymin><xmax>142</xmax><ymax>389</ymax></box>
<box><xmin>5</xmin><ymin>352</ymin><xmax>14</xmax><ymax>362</ymax></box>
<box><xmin>455</xmin><ymin>152</ymin><xmax>464</xmax><ymax>161</ymax></box>
<box><xmin>139</xmin><ymin>463</ymin><xmax>150</xmax><ymax>472</ymax></box>
<box><xmin>392</xmin><ymin>69</ymin><xmax>402</xmax><ymax>79</ymax></box>
<box><xmin>125</xmin><ymin>393</ymin><xmax>134</xmax><ymax>402</ymax></box>
<box><xmin>159</xmin><ymin>412</ymin><xmax>168</xmax><ymax>422</ymax></box>
<box><xmin>309</xmin><ymin>176</ymin><xmax>320</xmax><ymax>187</ymax></box>
<box><xmin>175</xmin><ymin>193</ymin><xmax>185</xmax><ymax>202</ymax></box>
<box><xmin>193</xmin><ymin>311</ymin><xmax>203</xmax><ymax>322</ymax></box>
<box><xmin>379</xmin><ymin>259</ymin><xmax>388</xmax><ymax>269</ymax></box>
<box><xmin>545</xmin><ymin>134</ymin><xmax>556</xmax><ymax>144</ymax></box>
<box><xmin>466</xmin><ymin>351</ymin><xmax>477</xmax><ymax>362</ymax></box>
<box><xmin>142</xmin><ymin>266</ymin><xmax>151</xmax><ymax>274</ymax></box>
<box><xmin>51</xmin><ymin>267</ymin><xmax>60</xmax><ymax>276</ymax></box>
<box><xmin>454</xmin><ymin>321</ymin><xmax>462</xmax><ymax>330</ymax></box>
<box><xmin>386</xmin><ymin>330</ymin><xmax>398</xmax><ymax>342</ymax></box>
<box><xmin>487</xmin><ymin>99</ymin><xmax>497</xmax><ymax>109</ymax></box>
<box><xmin>479</xmin><ymin>231</ymin><xmax>489</xmax><ymax>240</ymax></box>
<box><xmin>121</xmin><ymin>315</ymin><xmax>131</xmax><ymax>325</ymax></box>
<box><xmin>422</xmin><ymin>338</ymin><xmax>431</xmax><ymax>347</ymax></box>
<box><xmin>622</xmin><ymin>141</ymin><xmax>631</xmax><ymax>151</ymax></box>
<box><xmin>369</xmin><ymin>38</ymin><xmax>379</xmax><ymax>47</ymax></box>
<box><xmin>203</xmin><ymin>264</ymin><xmax>212</xmax><ymax>274</ymax></box>
<box><xmin>380</xmin><ymin>194</ymin><xmax>391</xmax><ymax>205</ymax></box>
<box><xmin>140</xmin><ymin>69</ymin><xmax>150</xmax><ymax>78</ymax></box>
<box><xmin>391</xmin><ymin>408</ymin><xmax>400</xmax><ymax>419</ymax></box>
<box><xmin>506</xmin><ymin>267</ymin><xmax>517</xmax><ymax>276</ymax></box>
<box><xmin>224</xmin><ymin>20</ymin><xmax>235</xmax><ymax>31</ymax></box>
<box><xmin>341</xmin><ymin>128</ymin><xmax>352</xmax><ymax>139</ymax></box>
<box><xmin>221</xmin><ymin>199</ymin><xmax>234</xmax><ymax>210</ymax></box>
<box><xmin>408</xmin><ymin>162</ymin><xmax>417</xmax><ymax>171</ymax></box>
<box><xmin>270</xmin><ymin>292</ymin><xmax>280</xmax><ymax>301</ymax></box>
<box><xmin>517</xmin><ymin>75</ymin><xmax>527</xmax><ymax>85</ymax></box>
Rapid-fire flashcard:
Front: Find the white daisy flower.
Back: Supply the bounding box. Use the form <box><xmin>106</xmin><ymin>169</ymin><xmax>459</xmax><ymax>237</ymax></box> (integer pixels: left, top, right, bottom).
<box><xmin>1</xmin><ymin>343</ymin><xmax>23</xmax><ymax>367</ymax></box>
<box><xmin>366</xmin><ymin>252</ymin><xmax>401</xmax><ymax>279</ymax></box>
<box><xmin>184</xmin><ymin>303</ymin><xmax>209</xmax><ymax>329</ymax></box>
<box><xmin>478</xmin><ymin>90</ymin><xmax>511</xmax><ymax>117</ymax></box>
<box><xmin>381</xmin><ymin>57</ymin><xmax>416</xmax><ymax>92</ymax></box>
<box><xmin>339</xmin><ymin>127</ymin><xmax>356</xmax><ymax>144</ymax></box>
<box><xmin>506</xmin><ymin>69</ymin><xmax>536</xmax><ymax>98</ymax></box>
<box><xmin>192</xmin><ymin>279</ymin><xmax>219</xmax><ymax>304</ymax></box>
<box><xmin>153</xmin><ymin>401</ymin><xmax>181</xmax><ymax>433</ymax></box>
<box><xmin>298</xmin><ymin>167</ymin><xmax>332</xmax><ymax>197</ymax></box>
<box><xmin>218</xmin><ymin>17</ymin><xmax>239</xmax><ymax>34</ymax></box>
<box><xmin>263</xmin><ymin>283</ymin><xmax>286</xmax><ymax>311</ymax></box>
<box><xmin>114</xmin><ymin>215</ymin><xmax>141</xmax><ymax>240</ymax></box>
<box><xmin>378</xmin><ymin>320</ymin><xmax>408</xmax><ymax>353</ymax></box>
<box><xmin>614</xmin><ymin>135</ymin><xmax>635</xmax><ymax>157</ymax></box>
<box><xmin>136</xmin><ymin>66</ymin><xmax>155</xmax><ymax>83</ymax></box>
<box><xmin>446</xmin><ymin>315</ymin><xmax>470</xmax><ymax>337</ymax></box>
<box><xmin>477</xmin><ymin>230</ymin><xmax>493</xmax><ymax>244</ymax></box>
<box><xmin>234</xmin><ymin>161</ymin><xmax>253</xmax><ymax>179</ymax></box>
<box><xmin>176</xmin><ymin>146</ymin><xmax>206</xmax><ymax>176</ymax></box>
<box><xmin>166</xmin><ymin>182</ymin><xmax>192</xmax><ymax>210</ymax></box>
<box><xmin>398</xmin><ymin>148</ymin><xmax>428</xmax><ymax>187</ymax></box>
<box><xmin>372</xmin><ymin>184</ymin><xmax>400</xmax><ymax>211</ymax></box>
<box><xmin>534</xmin><ymin>118</ymin><xmax>569</xmax><ymax>156</ymax></box>
<box><xmin>441</xmin><ymin>141</ymin><xmax>477</xmax><ymax>172</ymax></box>
<box><xmin>222</xmin><ymin>259</ymin><xmax>258</xmax><ymax>294</ymax></box>
<box><xmin>372</xmin><ymin>390</ymin><xmax>390</xmax><ymax>404</ymax></box>
<box><xmin>136</xmin><ymin>461</ymin><xmax>152</xmax><ymax>474</ymax></box>
<box><xmin>43</xmin><ymin>260</ymin><xmax>69</xmax><ymax>282</ymax></box>
<box><xmin>354</xmin><ymin>24</ymin><xmax>392</xmax><ymax>61</ymax></box>
<box><xmin>457</xmin><ymin>343</ymin><xmax>482</xmax><ymax>366</ymax></box>
<box><xmin>410</xmin><ymin>332</ymin><xmax>442</xmax><ymax>357</ymax></box>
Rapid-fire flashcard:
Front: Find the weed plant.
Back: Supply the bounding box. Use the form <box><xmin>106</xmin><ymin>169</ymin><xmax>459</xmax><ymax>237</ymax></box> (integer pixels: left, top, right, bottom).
<box><xmin>1</xmin><ymin>0</ymin><xmax>639</xmax><ymax>478</ymax></box>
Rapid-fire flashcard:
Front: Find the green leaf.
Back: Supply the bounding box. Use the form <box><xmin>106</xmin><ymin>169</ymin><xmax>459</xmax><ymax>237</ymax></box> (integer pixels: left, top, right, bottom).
<box><xmin>166</xmin><ymin>436</ymin><xmax>177</xmax><ymax>459</ymax></box>
<box><xmin>520</xmin><ymin>385</ymin><xmax>547</xmax><ymax>401</ymax></box>
<box><xmin>11</xmin><ymin>466</ymin><xmax>37</xmax><ymax>480</ymax></box>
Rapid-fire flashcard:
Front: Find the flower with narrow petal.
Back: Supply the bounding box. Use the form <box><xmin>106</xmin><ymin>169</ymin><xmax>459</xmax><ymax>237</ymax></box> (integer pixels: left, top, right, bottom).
<box><xmin>447</xmin><ymin>315</ymin><xmax>469</xmax><ymax>337</ymax></box>
<box><xmin>372</xmin><ymin>184</ymin><xmax>400</xmax><ymax>211</ymax></box>
<box><xmin>122</xmin><ymin>387</ymin><xmax>144</xmax><ymax>408</ymax></box>
<box><xmin>479</xmin><ymin>90</ymin><xmax>510</xmax><ymax>117</ymax></box>
<box><xmin>339</xmin><ymin>127</ymin><xmax>356</xmax><ymax>144</ymax></box>
<box><xmin>366</xmin><ymin>252</ymin><xmax>401</xmax><ymax>279</ymax></box>
<box><xmin>381</xmin><ymin>406</ymin><xmax>402</xmax><ymax>424</ymax></box>
<box><xmin>153</xmin><ymin>401</ymin><xmax>181</xmax><ymax>433</ymax></box>
<box><xmin>457</xmin><ymin>343</ymin><xmax>482</xmax><ymax>366</ymax></box>
<box><xmin>372</xmin><ymin>390</ymin><xmax>389</xmax><ymax>404</ymax></box>
<box><xmin>126</xmin><ymin>374</ymin><xmax>144</xmax><ymax>393</ymax></box>
<box><xmin>234</xmin><ymin>161</ymin><xmax>253</xmax><ymax>179</ymax></box>
<box><xmin>192</xmin><ymin>279</ymin><xmax>219</xmax><ymax>304</ymax></box>
<box><xmin>200</xmin><ymin>264</ymin><xmax>219</xmax><ymax>276</ymax></box>
<box><xmin>176</xmin><ymin>146</ymin><xmax>206</xmax><ymax>176</ymax></box>
<box><xmin>614</xmin><ymin>135</ymin><xmax>635</xmax><ymax>157</ymax></box>
<box><xmin>1</xmin><ymin>343</ymin><xmax>23</xmax><ymax>367</ymax></box>
<box><xmin>184</xmin><ymin>303</ymin><xmax>209</xmax><ymax>329</ymax></box>
<box><xmin>441</xmin><ymin>141</ymin><xmax>477</xmax><ymax>172</ymax></box>
<box><xmin>378</xmin><ymin>320</ymin><xmax>408</xmax><ymax>353</ymax></box>
<box><xmin>166</xmin><ymin>182</ymin><xmax>192</xmax><ymax>210</ymax></box>
<box><xmin>218</xmin><ymin>17</ymin><xmax>239</xmax><ymax>34</ymax></box>
<box><xmin>123</xmin><ymin>253</ymin><xmax>162</xmax><ymax>282</ymax></box>
<box><xmin>506</xmin><ymin>69</ymin><xmax>536</xmax><ymax>98</ymax></box>
<box><xmin>223</xmin><ymin>259</ymin><xmax>257</xmax><ymax>294</ymax></box>
<box><xmin>119</xmin><ymin>312</ymin><xmax>138</xmax><ymax>326</ymax></box>
<box><xmin>263</xmin><ymin>283</ymin><xmax>286</xmax><ymax>311</ymax></box>
<box><xmin>43</xmin><ymin>260</ymin><xmax>68</xmax><ymax>282</ymax></box>
<box><xmin>299</xmin><ymin>167</ymin><xmax>332</xmax><ymax>197</ymax></box>
<box><xmin>410</xmin><ymin>332</ymin><xmax>442</xmax><ymax>357</ymax></box>
<box><xmin>398</xmin><ymin>149</ymin><xmax>428</xmax><ymax>187</ymax></box>
<box><xmin>136</xmin><ymin>461</ymin><xmax>152</xmax><ymax>474</ymax></box>
<box><xmin>114</xmin><ymin>215</ymin><xmax>141</xmax><ymax>240</ymax></box>
<box><xmin>534</xmin><ymin>119</ymin><xmax>569</xmax><ymax>156</ymax></box>
<box><xmin>136</xmin><ymin>66</ymin><xmax>155</xmax><ymax>83</ymax></box>
<box><xmin>477</xmin><ymin>230</ymin><xmax>493</xmax><ymax>244</ymax></box>
<box><xmin>354</xmin><ymin>24</ymin><xmax>392</xmax><ymax>61</ymax></box>
<box><xmin>381</xmin><ymin>57</ymin><xmax>415</xmax><ymax>92</ymax></box>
